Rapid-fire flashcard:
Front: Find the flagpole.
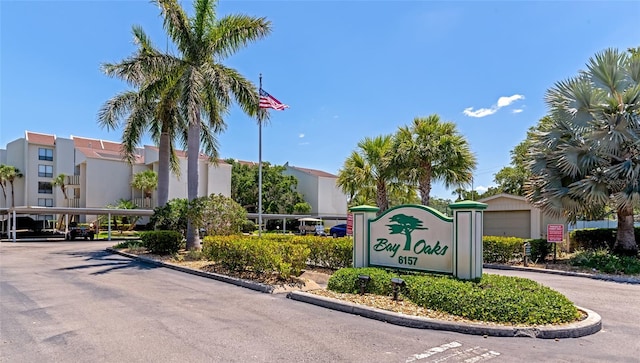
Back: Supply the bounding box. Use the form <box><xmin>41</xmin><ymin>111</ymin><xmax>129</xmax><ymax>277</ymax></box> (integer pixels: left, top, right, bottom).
<box><xmin>258</xmin><ymin>74</ymin><xmax>263</xmax><ymax>238</ymax></box>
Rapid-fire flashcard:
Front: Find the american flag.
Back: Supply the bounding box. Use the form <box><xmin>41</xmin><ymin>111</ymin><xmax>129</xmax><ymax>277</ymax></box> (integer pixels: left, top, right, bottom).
<box><xmin>259</xmin><ymin>89</ymin><xmax>289</xmax><ymax>111</ymax></box>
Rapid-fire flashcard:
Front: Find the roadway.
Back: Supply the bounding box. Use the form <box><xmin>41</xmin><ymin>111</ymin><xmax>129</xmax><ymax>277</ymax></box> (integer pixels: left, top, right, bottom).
<box><xmin>1</xmin><ymin>241</ymin><xmax>639</xmax><ymax>362</ymax></box>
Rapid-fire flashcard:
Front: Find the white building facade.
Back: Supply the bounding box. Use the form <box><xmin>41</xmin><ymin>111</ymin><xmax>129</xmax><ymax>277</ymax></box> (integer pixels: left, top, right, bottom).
<box><xmin>283</xmin><ymin>162</ymin><xmax>348</xmax><ymax>219</ymax></box>
<box><xmin>0</xmin><ymin>131</ymin><xmax>231</xmax><ymax>222</ymax></box>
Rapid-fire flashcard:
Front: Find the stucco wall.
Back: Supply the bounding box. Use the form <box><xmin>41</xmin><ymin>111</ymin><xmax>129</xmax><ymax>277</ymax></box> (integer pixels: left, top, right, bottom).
<box><xmin>317</xmin><ymin>176</ymin><xmax>347</xmax><ymax>215</ymax></box>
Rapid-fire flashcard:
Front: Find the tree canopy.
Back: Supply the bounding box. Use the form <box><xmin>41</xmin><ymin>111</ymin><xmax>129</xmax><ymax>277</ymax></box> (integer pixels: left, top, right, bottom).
<box><xmin>225</xmin><ymin>159</ymin><xmax>310</xmax><ymax>214</ymax></box>
<box><xmin>526</xmin><ymin>48</ymin><xmax>640</xmax><ymax>256</ymax></box>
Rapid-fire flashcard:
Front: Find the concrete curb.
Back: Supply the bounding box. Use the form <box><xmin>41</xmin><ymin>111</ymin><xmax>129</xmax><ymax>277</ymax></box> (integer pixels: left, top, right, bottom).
<box><xmin>484</xmin><ymin>263</ymin><xmax>640</xmax><ymax>284</ymax></box>
<box><xmin>107</xmin><ymin>248</ymin><xmax>602</xmax><ymax>338</ymax></box>
<box><xmin>286</xmin><ymin>291</ymin><xmax>602</xmax><ymax>339</ymax></box>
<box><xmin>107</xmin><ymin>248</ymin><xmax>274</xmax><ymax>294</ymax></box>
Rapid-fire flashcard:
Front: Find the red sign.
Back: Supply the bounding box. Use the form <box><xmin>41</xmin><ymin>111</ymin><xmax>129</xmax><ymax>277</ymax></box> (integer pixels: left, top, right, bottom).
<box><xmin>346</xmin><ymin>213</ymin><xmax>353</xmax><ymax>236</ymax></box>
<box><xmin>547</xmin><ymin>224</ymin><xmax>564</xmax><ymax>243</ymax></box>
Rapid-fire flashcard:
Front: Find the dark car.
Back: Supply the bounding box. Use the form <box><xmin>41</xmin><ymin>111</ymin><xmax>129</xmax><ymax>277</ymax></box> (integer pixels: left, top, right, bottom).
<box><xmin>329</xmin><ymin>223</ymin><xmax>347</xmax><ymax>238</ymax></box>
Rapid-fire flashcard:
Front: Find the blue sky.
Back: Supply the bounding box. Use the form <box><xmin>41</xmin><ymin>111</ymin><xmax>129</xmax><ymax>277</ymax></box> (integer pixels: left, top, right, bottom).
<box><xmin>1</xmin><ymin>0</ymin><xmax>638</xmax><ymax>200</ymax></box>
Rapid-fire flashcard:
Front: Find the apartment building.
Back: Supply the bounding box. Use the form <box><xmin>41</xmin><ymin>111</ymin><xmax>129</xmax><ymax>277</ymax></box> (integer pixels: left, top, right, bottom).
<box><xmin>283</xmin><ymin>162</ymin><xmax>348</xmax><ymax>218</ymax></box>
<box><xmin>0</xmin><ymin>131</ymin><xmax>231</xmax><ymax>222</ymax></box>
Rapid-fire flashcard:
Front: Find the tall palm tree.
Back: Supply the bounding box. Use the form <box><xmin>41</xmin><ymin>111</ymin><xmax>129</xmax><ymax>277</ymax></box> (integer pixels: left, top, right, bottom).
<box><xmin>394</xmin><ymin>115</ymin><xmax>476</xmax><ymax>206</ymax></box>
<box><xmin>526</xmin><ymin>48</ymin><xmax>640</xmax><ymax>256</ymax></box>
<box><xmin>100</xmin><ymin>26</ymin><xmax>189</xmax><ymax>209</ymax></box>
<box><xmin>104</xmin><ymin>0</ymin><xmax>271</xmax><ymax>250</ymax></box>
<box><xmin>0</xmin><ymin>166</ymin><xmax>23</xmax><ymax>207</ymax></box>
<box><xmin>337</xmin><ymin>135</ymin><xmax>396</xmax><ymax>213</ymax></box>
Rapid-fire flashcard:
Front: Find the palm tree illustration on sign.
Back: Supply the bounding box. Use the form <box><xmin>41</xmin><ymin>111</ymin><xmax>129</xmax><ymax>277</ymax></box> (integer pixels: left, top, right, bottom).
<box><xmin>386</xmin><ymin>214</ymin><xmax>428</xmax><ymax>251</ymax></box>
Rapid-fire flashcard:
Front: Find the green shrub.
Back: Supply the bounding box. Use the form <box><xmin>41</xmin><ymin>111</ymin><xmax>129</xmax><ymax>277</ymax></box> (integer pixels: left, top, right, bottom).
<box><xmin>141</xmin><ymin>230</ymin><xmax>183</xmax><ymax>255</ymax></box>
<box><xmin>201</xmin><ymin>236</ymin><xmax>309</xmax><ymax>279</ymax></box>
<box><xmin>327</xmin><ymin>267</ymin><xmax>395</xmax><ymax>295</ymax></box>
<box><xmin>328</xmin><ymin>267</ymin><xmax>581</xmax><ymax>325</ymax></box>
<box><xmin>569</xmin><ymin>227</ymin><xmax>640</xmax><ymax>252</ymax></box>
<box><xmin>112</xmin><ymin>240</ymin><xmax>137</xmax><ymax>249</ymax></box>
<box><xmin>483</xmin><ymin>236</ymin><xmax>525</xmax><ymax>263</ymax></box>
<box><xmin>528</xmin><ymin>239</ymin><xmax>554</xmax><ymax>263</ymax></box>
<box><xmin>569</xmin><ymin>250</ymin><xmax>640</xmax><ymax>275</ymax></box>
<box><xmin>241</xmin><ymin>220</ymin><xmax>256</xmax><ymax>233</ymax></box>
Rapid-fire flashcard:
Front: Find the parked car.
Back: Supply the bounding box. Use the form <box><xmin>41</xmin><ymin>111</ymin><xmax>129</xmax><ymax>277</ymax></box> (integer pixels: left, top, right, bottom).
<box><xmin>329</xmin><ymin>223</ymin><xmax>347</xmax><ymax>238</ymax></box>
<box><xmin>65</xmin><ymin>222</ymin><xmax>95</xmax><ymax>241</ymax></box>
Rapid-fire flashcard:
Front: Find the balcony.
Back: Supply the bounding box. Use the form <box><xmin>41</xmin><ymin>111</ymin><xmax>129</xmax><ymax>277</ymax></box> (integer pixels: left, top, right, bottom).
<box><xmin>133</xmin><ymin>198</ymin><xmax>155</xmax><ymax>209</ymax></box>
<box><xmin>66</xmin><ymin>175</ymin><xmax>80</xmax><ymax>185</ymax></box>
<box><xmin>67</xmin><ymin>198</ymin><xmax>81</xmax><ymax>208</ymax></box>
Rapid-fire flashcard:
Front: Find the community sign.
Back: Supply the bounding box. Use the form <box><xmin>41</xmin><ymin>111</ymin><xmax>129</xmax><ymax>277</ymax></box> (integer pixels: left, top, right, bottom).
<box><xmin>369</xmin><ymin>205</ymin><xmax>453</xmax><ymax>274</ymax></box>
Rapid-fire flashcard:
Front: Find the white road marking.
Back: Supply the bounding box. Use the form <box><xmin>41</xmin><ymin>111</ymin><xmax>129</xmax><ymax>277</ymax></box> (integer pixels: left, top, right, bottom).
<box><xmin>406</xmin><ymin>341</ymin><xmax>463</xmax><ymax>362</ymax></box>
<box><xmin>407</xmin><ymin>342</ymin><xmax>501</xmax><ymax>362</ymax></box>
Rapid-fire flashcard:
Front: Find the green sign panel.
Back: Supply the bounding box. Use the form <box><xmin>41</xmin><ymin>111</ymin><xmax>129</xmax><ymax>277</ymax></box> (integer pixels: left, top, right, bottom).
<box><xmin>368</xmin><ymin>205</ymin><xmax>453</xmax><ymax>274</ymax></box>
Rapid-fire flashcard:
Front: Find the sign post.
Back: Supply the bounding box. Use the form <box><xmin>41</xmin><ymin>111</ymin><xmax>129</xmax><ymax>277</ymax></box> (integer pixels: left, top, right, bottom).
<box><xmin>547</xmin><ymin>224</ymin><xmax>564</xmax><ymax>263</ymax></box>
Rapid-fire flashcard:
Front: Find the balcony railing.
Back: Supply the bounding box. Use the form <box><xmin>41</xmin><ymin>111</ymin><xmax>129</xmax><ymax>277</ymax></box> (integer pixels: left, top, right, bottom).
<box><xmin>67</xmin><ymin>198</ymin><xmax>81</xmax><ymax>208</ymax></box>
<box><xmin>133</xmin><ymin>197</ymin><xmax>155</xmax><ymax>209</ymax></box>
<box><xmin>66</xmin><ymin>175</ymin><xmax>80</xmax><ymax>185</ymax></box>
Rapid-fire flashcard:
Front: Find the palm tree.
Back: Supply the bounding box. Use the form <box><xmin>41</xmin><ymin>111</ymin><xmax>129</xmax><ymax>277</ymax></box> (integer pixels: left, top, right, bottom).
<box><xmin>100</xmin><ymin>26</ymin><xmax>188</xmax><ymax>209</ymax></box>
<box><xmin>51</xmin><ymin>174</ymin><xmax>69</xmax><ymax>201</ymax></box>
<box><xmin>103</xmin><ymin>0</ymin><xmax>271</xmax><ymax>250</ymax></box>
<box><xmin>51</xmin><ymin>174</ymin><xmax>70</xmax><ymax>229</ymax></box>
<box><xmin>394</xmin><ymin>115</ymin><xmax>476</xmax><ymax>206</ymax></box>
<box><xmin>526</xmin><ymin>48</ymin><xmax>640</xmax><ymax>256</ymax></box>
<box><xmin>337</xmin><ymin>135</ymin><xmax>396</xmax><ymax>213</ymax></box>
<box><xmin>0</xmin><ymin>166</ymin><xmax>23</xmax><ymax>207</ymax></box>
<box><xmin>131</xmin><ymin>170</ymin><xmax>159</xmax><ymax>207</ymax></box>
<box><xmin>0</xmin><ymin>164</ymin><xmax>11</xmax><ymax>207</ymax></box>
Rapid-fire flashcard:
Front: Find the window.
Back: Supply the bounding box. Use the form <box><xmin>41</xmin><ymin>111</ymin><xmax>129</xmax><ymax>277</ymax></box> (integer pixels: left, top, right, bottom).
<box><xmin>38</xmin><ymin>165</ymin><xmax>53</xmax><ymax>178</ymax></box>
<box><xmin>38</xmin><ymin>198</ymin><xmax>53</xmax><ymax>207</ymax></box>
<box><xmin>39</xmin><ymin>148</ymin><xmax>53</xmax><ymax>161</ymax></box>
<box><xmin>38</xmin><ymin>182</ymin><xmax>53</xmax><ymax>194</ymax></box>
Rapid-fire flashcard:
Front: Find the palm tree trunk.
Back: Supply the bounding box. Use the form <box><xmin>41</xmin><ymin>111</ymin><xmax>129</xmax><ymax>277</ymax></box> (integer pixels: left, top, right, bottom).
<box><xmin>157</xmin><ymin>129</ymin><xmax>171</xmax><ymax>207</ymax></box>
<box><xmin>376</xmin><ymin>181</ymin><xmax>389</xmax><ymax>214</ymax></box>
<box><xmin>186</xmin><ymin>116</ymin><xmax>201</xmax><ymax>250</ymax></box>
<box><xmin>613</xmin><ymin>206</ymin><xmax>638</xmax><ymax>256</ymax></box>
<box><xmin>418</xmin><ymin>170</ymin><xmax>432</xmax><ymax>206</ymax></box>
<box><xmin>9</xmin><ymin>181</ymin><xmax>15</xmax><ymax>207</ymax></box>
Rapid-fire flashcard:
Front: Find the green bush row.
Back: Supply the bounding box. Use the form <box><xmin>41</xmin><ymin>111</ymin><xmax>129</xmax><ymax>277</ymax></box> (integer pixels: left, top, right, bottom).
<box><xmin>328</xmin><ymin>267</ymin><xmax>580</xmax><ymax>325</ymax></box>
<box><xmin>482</xmin><ymin>236</ymin><xmax>525</xmax><ymax>263</ymax></box>
<box><xmin>569</xmin><ymin>250</ymin><xmax>640</xmax><ymax>274</ymax></box>
<box><xmin>141</xmin><ymin>230</ymin><xmax>183</xmax><ymax>255</ymax></box>
<box><xmin>250</xmin><ymin>234</ymin><xmax>353</xmax><ymax>269</ymax></box>
<box><xmin>569</xmin><ymin>227</ymin><xmax>640</xmax><ymax>252</ymax></box>
<box><xmin>202</xmin><ymin>236</ymin><xmax>309</xmax><ymax>279</ymax></box>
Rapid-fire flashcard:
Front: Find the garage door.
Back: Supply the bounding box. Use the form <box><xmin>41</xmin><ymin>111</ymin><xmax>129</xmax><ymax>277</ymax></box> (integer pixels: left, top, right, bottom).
<box><xmin>484</xmin><ymin>210</ymin><xmax>530</xmax><ymax>238</ymax></box>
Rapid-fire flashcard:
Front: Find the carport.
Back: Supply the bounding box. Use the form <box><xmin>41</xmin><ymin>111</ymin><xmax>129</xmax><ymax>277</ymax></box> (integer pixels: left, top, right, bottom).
<box><xmin>0</xmin><ymin>206</ymin><xmax>154</xmax><ymax>242</ymax></box>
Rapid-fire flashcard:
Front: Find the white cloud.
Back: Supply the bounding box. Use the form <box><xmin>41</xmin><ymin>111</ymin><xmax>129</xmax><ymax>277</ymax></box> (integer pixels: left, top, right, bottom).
<box><xmin>463</xmin><ymin>107</ymin><xmax>496</xmax><ymax>118</ymax></box>
<box><xmin>474</xmin><ymin>185</ymin><xmax>489</xmax><ymax>193</ymax></box>
<box><xmin>299</xmin><ymin>133</ymin><xmax>305</xmax><ymax>138</ymax></box>
<box><xmin>497</xmin><ymin>94</ymin><xmax>524</xmax><ymax>108</ymax></box>
<box><xmin>463</xmin><ymin>94</ymin><xmax>525</xmax><ymax>118</ymax></box>
<box><xmin>299</xmin><ymin>142</ymin><xmax>309</xmax><ymax>146</ymax></box>
<box><xmin>512</xmin><ymin>109</ymin><xmax>523</xmax><ymax>114</ymax></box>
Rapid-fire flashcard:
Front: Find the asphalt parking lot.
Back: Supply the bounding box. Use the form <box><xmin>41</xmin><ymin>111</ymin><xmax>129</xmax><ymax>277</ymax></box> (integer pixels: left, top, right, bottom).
<box><xmin>2</xmin><ymin>240</ymin><xmax>639</xmax><ymax>362</ymax></box>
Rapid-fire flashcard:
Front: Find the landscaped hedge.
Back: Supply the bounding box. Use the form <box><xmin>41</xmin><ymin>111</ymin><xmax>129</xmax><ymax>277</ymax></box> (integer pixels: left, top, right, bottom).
<box><xmin>201</xmin><ymin>236</ymin><xmax>309</xmax><ymax>279</ymax></box>
<box><xmin>141</xmin><ymin>230</ymin><xmax>183</xmax><ymax>255</ymax></box>
<box><xmin>528</xmin><ymin>238</ymin><xmax>554</xmax><ymax>263</ymax></box>
<box><xmin>482</xmin><ymin>236</ymin><xmax>526</xmax><ymax>263</ymax></box>
<box><xmin>253</xmin><ymin>234</ymin><xmax>353</xmax><ymax>269</ymax></box>
<box><xmin>569</xmin><ymin>227</ymin><xmax>640</xmax><ymax>252</ymax></box>
<box><xmin>328</xmin><ymin>267</ymin><xmax>581</xmax><ymax>325</ymax></box>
